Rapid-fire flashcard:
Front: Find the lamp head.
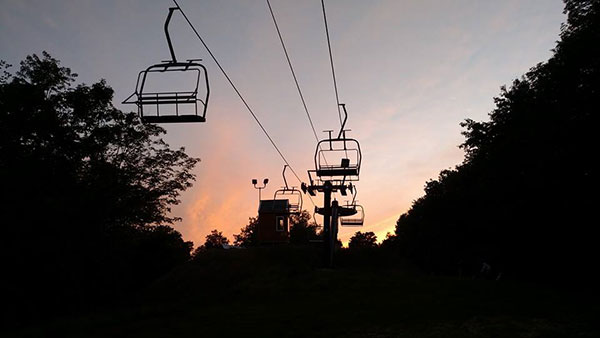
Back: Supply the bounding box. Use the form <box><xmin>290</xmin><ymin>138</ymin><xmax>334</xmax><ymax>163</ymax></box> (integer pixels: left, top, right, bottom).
<box><xmin>263</xmin><ymin>178</ymin><xmax>269</xmax><ymax>185</ymax></box>
<box><xmin>252</xmin><ymin>179</ymin><xmax>258</xmax><ymax>185</ymax></box>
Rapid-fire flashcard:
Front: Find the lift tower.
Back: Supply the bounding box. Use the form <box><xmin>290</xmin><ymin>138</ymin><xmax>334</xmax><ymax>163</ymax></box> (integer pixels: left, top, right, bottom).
<box><xmin>302</xmin><ymin>104</ymin><xmax>362</xmax><ymax>267</ymax></box>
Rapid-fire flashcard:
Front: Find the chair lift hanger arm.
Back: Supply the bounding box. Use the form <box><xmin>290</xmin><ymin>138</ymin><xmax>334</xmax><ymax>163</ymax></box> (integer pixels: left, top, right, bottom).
<box><xmin>165</xmin><ymin>7</ymin><xmax>179</xmax><ymax>63</ymax></box>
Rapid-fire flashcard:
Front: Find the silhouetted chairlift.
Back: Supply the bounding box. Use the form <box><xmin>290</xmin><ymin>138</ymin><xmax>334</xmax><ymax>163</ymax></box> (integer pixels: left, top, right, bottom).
<box><xmin>340</xmin><ymin>204</ymin><xmax>364</xmax><ymax>227</ymax></box>
<box><xmin>339</xmin><ymin>185</ymin><xmax>364</xmax><ymax>226</ymax></box>
<box><xmin>123</xmin><ymin>7</ymin><xmax>209</xmax><ymax>124</ymax></box>
<box><xmin>273</xmin><ymin>165</ymin><xmax>303</xmax><ymax>214</ymax></box>
<box><xmin>313</xmin><ymin>104</ymin><xmax>361</xmax><ymax>181</ymax></box>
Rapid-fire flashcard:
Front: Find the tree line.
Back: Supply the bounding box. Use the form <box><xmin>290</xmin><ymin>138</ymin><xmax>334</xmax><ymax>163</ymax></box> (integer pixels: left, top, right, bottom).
<box><xmin>0</xmin><ymin>52</ymin><xmax>198</xmax><ymax>320</ymax></box>
<box><xmin>387</xmin><ymin>0</ymin><xmax>599</xmax><ymax>281</ymax></box>
<box><xmin>195</xmin><ymin>210</ymin><xmax>379</xmax><ymax>256</ymax></box>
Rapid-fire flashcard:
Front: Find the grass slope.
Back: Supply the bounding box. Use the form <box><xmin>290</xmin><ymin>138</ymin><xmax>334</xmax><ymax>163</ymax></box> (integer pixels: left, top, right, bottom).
<box><xmin>6</xmin><ymin>247</ymin><xmax>598</xmax><ymax>337</ymax></box>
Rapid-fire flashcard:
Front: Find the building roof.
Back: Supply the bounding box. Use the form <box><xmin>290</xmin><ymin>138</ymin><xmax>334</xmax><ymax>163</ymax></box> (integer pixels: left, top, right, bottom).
<box><xmin>259</xmin><ymin>199</ymin><xmax>289</xmax><ymax>213</ymax></box>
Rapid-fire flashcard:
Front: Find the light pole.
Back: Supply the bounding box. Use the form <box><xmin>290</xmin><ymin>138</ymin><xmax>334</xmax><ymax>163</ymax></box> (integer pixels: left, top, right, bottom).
<box><xmin>252</xmin><ymin>178</ymin><xmax>269</xmax><ymax>202</ymax></box>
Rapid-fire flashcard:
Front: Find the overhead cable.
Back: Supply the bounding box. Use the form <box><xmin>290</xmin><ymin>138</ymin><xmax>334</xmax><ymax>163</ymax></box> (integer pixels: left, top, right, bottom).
<box><xmin>266</xmin><ymin>0</ymin><xmax>320</xmax><ymax>143</ymax></box>
<box><xmin>320</xmin><ymin>0</ymin><xmax>343</xmax><ymax>128</ymax></box>
<box><xmin>172</xmin><ymin>0</ymin><xmax>316</xmax><ymax>206</ymax></box>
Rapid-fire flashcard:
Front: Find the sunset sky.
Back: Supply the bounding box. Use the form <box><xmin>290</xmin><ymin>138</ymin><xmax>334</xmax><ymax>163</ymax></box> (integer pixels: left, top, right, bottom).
<box><xmin>1</xmin><ymin>0</ymin><xmax>565</xmax><ymax>246</ymax></box>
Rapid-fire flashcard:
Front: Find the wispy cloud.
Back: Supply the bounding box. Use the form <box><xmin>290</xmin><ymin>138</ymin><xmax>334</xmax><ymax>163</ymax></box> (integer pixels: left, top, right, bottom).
<box><xmin>0</xmin><ymin>0</ymin><xmax>565</xmax><ymax>247</ymax></box>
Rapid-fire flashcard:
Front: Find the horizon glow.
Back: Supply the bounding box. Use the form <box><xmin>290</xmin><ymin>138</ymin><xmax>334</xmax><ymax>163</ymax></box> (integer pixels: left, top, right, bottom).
<box><xmin>1</xmin><ymin>0</ymin><xmax>565</xmax><ymax>246</ymax></box>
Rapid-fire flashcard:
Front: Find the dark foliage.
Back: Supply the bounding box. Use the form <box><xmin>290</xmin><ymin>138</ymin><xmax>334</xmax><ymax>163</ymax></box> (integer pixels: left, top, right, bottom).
<box><xmin>0</xmin><ymin>52</ymin><xmax>197</xmax><ymax>320</ymax></box>
<box><xmin>200</xmin><ymin>229</ymin><xmax>230</xmax><ymax>251</ymax></box>
<box><xmin>348</xmin><ymin>231</ymin><xmax>378</xmax><ymax>249</ymax></box>
<box><xmin>380</xmin><ymin>232</ymin><xmax>398</xmax><ymax>249</ymax></box>
<box><xmin>289</xmin><ymin>210</ymin><xmax>320</xmax><ymax>244</ymax></box>
<box><xmin>394</xmin><ymin>0</ymin><xmax>600</xmax><ymax>281</ymax></box>
<box><xmin>233</xmin><ymin>216</ymin><xmax>259</xmax><ymax>247</ymax></box>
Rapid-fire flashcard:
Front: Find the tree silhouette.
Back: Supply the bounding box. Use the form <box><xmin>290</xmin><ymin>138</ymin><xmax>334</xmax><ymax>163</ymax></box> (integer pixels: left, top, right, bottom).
<box><xmin>1</xmin><ymin>52</ymin><xmax>199</xmax><ymax>229</ymax></box>
<box><xmin>234</xmin><ymin>217</ymin><xmax>259</xmax><ymax>247</ymax></box>
<box><xmin>203</xmin><ymin>229</ymin><xmax>230</xmax><ymax>249</ymax></box>
<box><xmin>348</xmin><ymin>231</ymin><xmax>378</xmax><ymax>249</ymax></box>
<box><xmin>394</xmin><ymin>0</ymin><xmax>600</xmax><ymax>280</ymax></box>
<box><xmin>380</xmin><ymin>232</ymin><xmax>398</xmax><ymax>249</ymax></box>
<box><xmin>289</xmin><ymin>210</ymin><xmax>320</xmax><ymax>244</ymax></box>
<box><xmin>0</xmin><ymin>52</ymin><xmax>198</xmax><ymax>314</ymax></box>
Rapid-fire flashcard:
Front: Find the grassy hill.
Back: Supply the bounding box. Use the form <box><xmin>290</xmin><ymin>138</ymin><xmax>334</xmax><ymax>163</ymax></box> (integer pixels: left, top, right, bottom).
<box><xmin>5</xmin><ymin>247</ymin><xmax>598</xmax><ymax>337</ymax></box>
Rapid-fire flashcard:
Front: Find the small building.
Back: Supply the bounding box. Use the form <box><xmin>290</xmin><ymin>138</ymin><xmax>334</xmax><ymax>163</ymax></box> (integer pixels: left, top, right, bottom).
<box><xmin>257</xmin><ymin>199</ymin><xmax>290</xmax><ymax>244</ymax></box>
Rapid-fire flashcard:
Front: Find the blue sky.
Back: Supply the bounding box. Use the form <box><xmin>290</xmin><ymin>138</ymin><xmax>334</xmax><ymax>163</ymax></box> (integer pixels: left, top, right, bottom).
<box><xmin>1</xmin><ymin>0</ymin><xmax>565</xmax><ymax>245</ymax></box>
